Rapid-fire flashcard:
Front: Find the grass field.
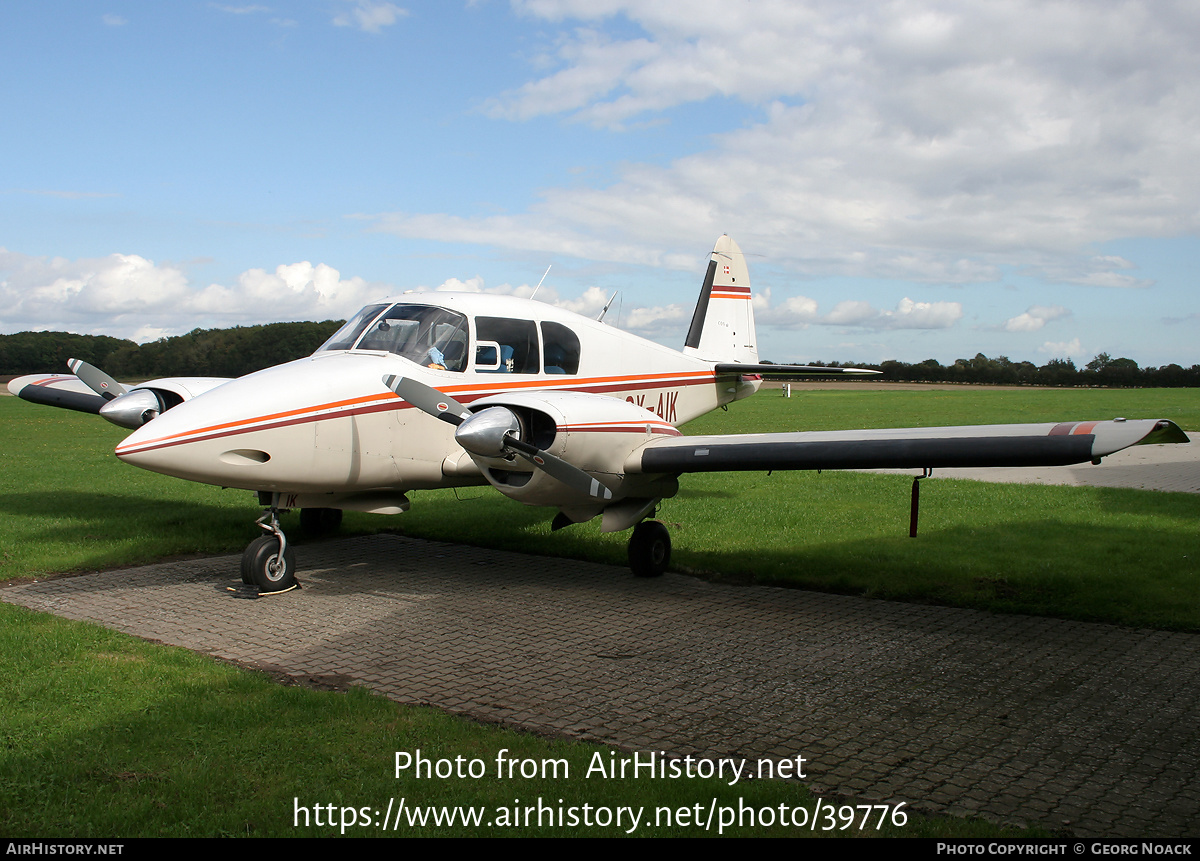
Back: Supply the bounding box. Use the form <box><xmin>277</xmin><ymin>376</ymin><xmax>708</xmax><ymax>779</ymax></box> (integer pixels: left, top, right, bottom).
<box><xmin>3</xmin><ymin>387</ymin><xmax>1198</xmax><ymax>630</ymax></box>
<box><xmin>2</xmin><ymin>385</ymin><xmax>1197</xmax><ymax>837</ymax></box>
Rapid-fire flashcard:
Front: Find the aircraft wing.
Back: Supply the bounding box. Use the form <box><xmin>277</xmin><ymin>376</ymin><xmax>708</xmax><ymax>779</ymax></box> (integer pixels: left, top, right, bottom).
<box><xmin>8</xmin><ymin>372</ymin><xmax>233</xmax><ymax>427</ymax></box>
<box><xmin>6</xmin><ymin>374</ymin><xmax>109</xmax><ymax>414</ymax></box>
<box><xmin>627</xmin><ymin>419</ymin><xmax>1189</xmax><ymax>474</ymax></box>
<box><xmin>714</xmin><ymin>363</ymin><xmax>879</xmax><ymax>377</ymax></box>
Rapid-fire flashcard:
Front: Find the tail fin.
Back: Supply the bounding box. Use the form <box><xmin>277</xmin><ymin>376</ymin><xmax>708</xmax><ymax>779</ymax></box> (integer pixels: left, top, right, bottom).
<box><xmin>682</xmin><ymin>235</ymin><xmax>758</xmax><ymax>364</ymax></box>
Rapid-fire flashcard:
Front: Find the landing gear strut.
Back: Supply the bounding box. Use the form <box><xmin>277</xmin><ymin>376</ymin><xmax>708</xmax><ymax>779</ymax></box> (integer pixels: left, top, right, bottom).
<box><xmin>628</xmin><ymin>519</ymin><xmax>671</xmax><ymax>578</ymax></box>
<box><xmin>241</xmin><ymin>500</ymin><xmax>297</xmax><ymax>593</ymax></box>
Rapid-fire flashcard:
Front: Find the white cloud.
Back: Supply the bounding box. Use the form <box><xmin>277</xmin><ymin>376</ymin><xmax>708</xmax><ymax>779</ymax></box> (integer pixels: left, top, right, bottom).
<box><xmin>1039</xmin><ymin>337</ymin><xmax>1085</xmax><ymax>359</ymax></box>
<box><xmin>1004</xmin><ymin>304</ymin><xmax>1070</xmax><ymax>332</ymax></box>
<box><xmin>434</xmin><ymin>276</ymin><xmax>487</xmax><ymax>293</ymax></box>
<box><xmin>757</xmin><ymin>295</ymin><xmax>820</xmax><ymax>329</ymax></box>
<box><xmin>0</xmin><ymin>249</ymin><xmax>388</xmax><ymax>340</ymax></box>
<box><xmin>554</xmin><ymin>285</ymin><xmax>612</xmax><ymax>316</ymax></box>
<box><xmin>332</xmin><ymin>1</ymin><xmax>407</xmax><ymax>33</ymax></box>
<box><xmin>423</xmin><ymin>275</ymin><xmax>679</xmax><ymax>336</ymax></box>
<box><xmin>824</xmin><ymin>300</ymin><xmax>876</xmax><ymax>326</ymax></box>
<box><xmin>622</xmin><ymin>303</ymin><xmax>689</xmax><ymax>334</ymax></box>
<box><xmin>386</xmin><ymin>1</ymin><xmax>1200</xmax><ymax>291</ymax></box>
<box><xmin>1062</xmin><ymin>271</ymin><xmax>1154</xmax><ymax>289</ymax></box>
<box><xmin>878</xmin><ymin>297</ymin><xmax>962</xmax><ymax>329</ymax></box>
<box><xmin>102</xmin><ymin>14</ymin><xmax>126</xmax><ymax>26</ymax></box>
<box><xmin>757</xmin><ymin>293</ymin><xmax>961</xmax><ymax>330</ymax></box>
<box><xmin>1041</xmin><ymin>255</ymin><xmax>1153</xmax><ymax>289</ymax></box>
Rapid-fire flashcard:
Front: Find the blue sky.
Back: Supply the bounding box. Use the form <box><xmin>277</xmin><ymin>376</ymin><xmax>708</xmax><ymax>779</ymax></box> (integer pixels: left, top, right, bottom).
<box><xmin>2</xmin><ymin>0</ymin><xmax>1198</xmax><ymax>367</ymax></box>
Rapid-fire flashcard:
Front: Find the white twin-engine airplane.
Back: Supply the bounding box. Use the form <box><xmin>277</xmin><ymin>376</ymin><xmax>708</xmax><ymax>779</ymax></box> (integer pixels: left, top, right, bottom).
<box><xmin>10</xmin><ymin>236</ymin><xmax>1189</xmax><ymax>593</ymax></box>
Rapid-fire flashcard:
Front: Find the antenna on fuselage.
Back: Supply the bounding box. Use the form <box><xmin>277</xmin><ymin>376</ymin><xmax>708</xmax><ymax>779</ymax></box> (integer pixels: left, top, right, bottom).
<box><xmin>597</xmin><ymin>291</ymin><xmax>619</xmax><ymax>323</ymax></box>
<box><xmin>529</xmin><ymin>265</ymin><xmax>552</xmax><ymax>301</ymax></box>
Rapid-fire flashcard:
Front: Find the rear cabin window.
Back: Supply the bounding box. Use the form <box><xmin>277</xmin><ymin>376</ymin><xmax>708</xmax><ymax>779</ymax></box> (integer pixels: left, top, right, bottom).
<box><xmin>475</xmin><ymin>317</ymin><xmax>539</xmax><ymax>374</ymax></box>
<box><xmin>541</xmin><ymin>321</ymin><xmax>580</xmax><ymax>374</ymax></box>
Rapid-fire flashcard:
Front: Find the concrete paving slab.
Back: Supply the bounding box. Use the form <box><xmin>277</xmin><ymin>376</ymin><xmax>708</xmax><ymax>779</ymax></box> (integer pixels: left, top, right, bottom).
<box><xmin>5</xmin><ymin>534</ymin><xmax>1199</xmax><ymax>837</ymax></box>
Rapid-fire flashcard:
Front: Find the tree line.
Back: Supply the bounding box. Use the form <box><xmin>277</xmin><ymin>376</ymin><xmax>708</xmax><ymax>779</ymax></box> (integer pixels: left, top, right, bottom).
<box><xmin>1</xmin><ymin>322</ymin><xmax>342</xmax><ymax>379</ymax></box>
<box><xmin>801</xmin><ymin>353</ymin><xmax>1200</xmax><ymax>388</ymax></box>
<box><xmin>2</xmin><ymin>325</ymin><xmax>1196</xmax><ymax>387</ymax></box>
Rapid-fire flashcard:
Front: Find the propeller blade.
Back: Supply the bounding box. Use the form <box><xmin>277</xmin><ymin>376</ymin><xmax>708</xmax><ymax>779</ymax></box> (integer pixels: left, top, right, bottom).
<box><xmin>382</xmin><ymin>374</ymin><xmax>470</xmax><ymax>425</ymax></box>
<box><xmin>68</xmin><ymin>358</ymin><xmax>128</xmax><ymax>401</ymax></box>
<box><xmin>505</xmin><ymin>435</ymin><xmax>615</xmax><ymax>502</ymax></box>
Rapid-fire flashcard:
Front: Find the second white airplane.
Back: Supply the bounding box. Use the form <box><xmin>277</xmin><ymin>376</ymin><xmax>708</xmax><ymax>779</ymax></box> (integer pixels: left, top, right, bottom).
<box><xmin>10</xmin><ymin>236</ymin><xmax>1188</xmax><ymax>591</ymax></box>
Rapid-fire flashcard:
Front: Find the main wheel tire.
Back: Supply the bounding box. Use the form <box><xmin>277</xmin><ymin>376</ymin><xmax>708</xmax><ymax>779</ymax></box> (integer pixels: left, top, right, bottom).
<box><xmin>628</xmin><ymin>520</ymin><xmax>671</xmax><ymax>578</ymax></box>
<box><xmin>242</xmin><ymin>534</ymin><xmax>297</xmax><ymax>592</ymax></box>
<box><xmin>300</xmin><ymin>507</ymin><xmax>343</xmax><ymax>537</ymax></box>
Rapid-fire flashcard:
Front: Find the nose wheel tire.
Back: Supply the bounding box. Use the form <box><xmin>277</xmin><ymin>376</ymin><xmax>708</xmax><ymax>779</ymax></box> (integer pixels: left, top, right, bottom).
<box><xmin>628</xmin><ymin>520</ymin><xmax>671</xmax><ymax>578</ymax></box>
<box><xmin>241</xmin><ymin>535</ymin><xmax>297</xmax><ymax>592</ymax></box>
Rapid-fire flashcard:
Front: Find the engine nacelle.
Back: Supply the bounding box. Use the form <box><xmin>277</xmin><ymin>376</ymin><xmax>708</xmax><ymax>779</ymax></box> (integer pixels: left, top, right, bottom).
<box><xmin>464</xmin><ymin>390</ymin><xmax>682</xmax><ymax>508</ymax></box>
<box><xmin>98</xmin><ymin>377</ymin><xmax>232</xmax><ymax>429</ymax></box>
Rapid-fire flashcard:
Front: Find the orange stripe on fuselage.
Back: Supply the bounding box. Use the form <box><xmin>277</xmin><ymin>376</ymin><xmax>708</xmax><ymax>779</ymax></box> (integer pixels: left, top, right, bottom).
<box><xmin>116</xmin><ymin>370</ymin><xmax>715</xmax><ymax>455</ymax></box>
<box><xmin>116</xmin><ymin>391</ymin><xmax>397</xmax><ymax>453</ymax></box>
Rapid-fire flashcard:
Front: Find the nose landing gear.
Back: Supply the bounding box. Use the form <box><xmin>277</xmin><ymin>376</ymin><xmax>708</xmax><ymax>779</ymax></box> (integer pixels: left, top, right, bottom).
<box><xmin>240</xmin><ymin>501</ymin><xmax>298</xmax><ymax>593</ymax></box>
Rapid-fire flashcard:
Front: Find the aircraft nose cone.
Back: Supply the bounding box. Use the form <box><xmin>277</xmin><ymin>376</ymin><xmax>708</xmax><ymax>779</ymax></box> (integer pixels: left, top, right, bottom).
<box><xmin>114</xmin><ymin>396</ymin><xmax>203</xmax><ymax>472</ymax></box>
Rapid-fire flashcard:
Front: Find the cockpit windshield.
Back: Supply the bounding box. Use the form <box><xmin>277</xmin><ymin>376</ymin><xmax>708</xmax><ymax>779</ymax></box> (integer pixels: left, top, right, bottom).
<box><xmin>316</xmin><ymin>303</ymin><xmax>469</xmax><ymax>372</ymax></box>
<box><xmin>316</xmin><ymin>303</ymin><xmax>388</xmax><ymax>353</ymax></box>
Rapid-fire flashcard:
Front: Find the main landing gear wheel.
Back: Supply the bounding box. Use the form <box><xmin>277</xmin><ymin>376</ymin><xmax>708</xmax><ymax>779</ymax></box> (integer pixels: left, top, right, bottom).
<box><xmin>300</xmin><ymin>507</ymin><xmax>343</xmax><ymax>537</ymax></box>
<box><xmin>628</xmin><ymin>520</ymin><xmax>671</xmax><ymax>578</ymax></box>
<box><xmin>241</xmin><ymin>534</ymin><xmax>297</xmax><ymax>592</ymax></box>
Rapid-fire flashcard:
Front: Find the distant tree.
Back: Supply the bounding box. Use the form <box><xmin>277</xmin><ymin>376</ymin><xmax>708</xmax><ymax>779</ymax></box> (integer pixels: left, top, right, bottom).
<box><xmin>1098</xmin><ymin>356</ymin><xmax>1140</xmax><ymax>387</ymax></box>
<box><xmin>1038</xmin><ymin>357</ymin><xmax>1078</xmax><ymax>387</ymax></box>
<box><xmin>3</xmin><ymin>321</ymin><xmax>342</xmax><ymax>379</ymax></box>
<box><xmin>0</xmin><ymin>331</ymin><xmax>132</xmax><ymax>375</ymax></box>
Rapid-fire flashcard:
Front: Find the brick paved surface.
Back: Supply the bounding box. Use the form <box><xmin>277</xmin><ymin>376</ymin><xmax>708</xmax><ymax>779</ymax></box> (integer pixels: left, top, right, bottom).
<box><xmin>5</xmin><ymin>534</ymin><xmax>1199</xmax><ymax>837</ymax></box>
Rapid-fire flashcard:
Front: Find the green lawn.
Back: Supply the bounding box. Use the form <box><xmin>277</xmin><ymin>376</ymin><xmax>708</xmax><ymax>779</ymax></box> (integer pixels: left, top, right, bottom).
<box><xmin>1</xmin><ymin>385</ymin><xmax>1195</xmax><ymax>837</ymax></box>
<box><xmin>3</xmin><ymin>388</ymin><xmax>1198</xmax><ymax>630</ymax></box>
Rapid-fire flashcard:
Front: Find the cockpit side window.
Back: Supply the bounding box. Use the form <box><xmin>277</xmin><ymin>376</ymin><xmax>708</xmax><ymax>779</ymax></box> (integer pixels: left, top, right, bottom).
<box><xmin>353</xmin><ymin>305</ymin><xmax>469</xmax><ymax>371</ymax></box>
<box><xmin>316</xmin><ymin>303</ymin><xmax>389</xmax><ymax>353</ymax></box>
<box><xmin>540</xmin><ymin>321</ymin><xmax>580</xmax><ymax>374</ymax></box>
<box><xmin>475</xmin><ymin>317</ymin><xmax>539</xmax><ymax>374</ymax></box>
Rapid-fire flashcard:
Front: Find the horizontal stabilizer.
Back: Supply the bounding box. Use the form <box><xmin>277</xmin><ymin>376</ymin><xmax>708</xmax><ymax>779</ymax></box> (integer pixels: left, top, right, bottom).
<box><xmin>714</xmin><ymin>363</ymin><xmax>880</xmax><ymax>377</ymax></box>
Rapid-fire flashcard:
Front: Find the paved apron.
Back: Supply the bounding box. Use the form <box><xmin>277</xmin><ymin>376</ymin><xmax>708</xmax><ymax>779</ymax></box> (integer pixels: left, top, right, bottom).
<box><xmin>5</xmin><ymin>534</ymin><xmax>1198</xmax><ymax>837</ymax></box>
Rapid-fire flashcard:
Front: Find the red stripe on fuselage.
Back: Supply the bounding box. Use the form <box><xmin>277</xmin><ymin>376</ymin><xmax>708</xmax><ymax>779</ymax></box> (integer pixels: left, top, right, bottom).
<box><xmin>117</xmin><ymin>370</ymin><xmax>713</xmax><ymax>456</ymax></box>
<box><xmin>559</xmin><ymin>422</ymin><xmax>681</xmax><ymax>436</ymax></box>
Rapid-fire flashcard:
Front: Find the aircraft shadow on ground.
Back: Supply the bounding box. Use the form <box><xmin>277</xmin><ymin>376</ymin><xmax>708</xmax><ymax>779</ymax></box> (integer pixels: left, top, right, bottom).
<box><xmin>3</xmin><ymin>484</ymin><xmax>1196</xmax><ymax>631</ymax></box>
<box><xmin>0</xmin><ymin>491</ymin><xmax>250</xmax><ymax>581</ymax></box>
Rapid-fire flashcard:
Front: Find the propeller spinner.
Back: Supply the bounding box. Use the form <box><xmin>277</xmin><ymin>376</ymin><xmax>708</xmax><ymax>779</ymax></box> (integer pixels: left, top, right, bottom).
<box><xmin>66</xmin><ymin>358</ymin><xmax>162</xmax><ymax>428</ymax></box>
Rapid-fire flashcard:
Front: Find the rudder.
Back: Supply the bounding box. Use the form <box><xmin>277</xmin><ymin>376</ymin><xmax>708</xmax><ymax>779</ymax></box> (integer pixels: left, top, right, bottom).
<box><xmin>682</xmin><ymin>235</ymin><xmax>758</xmax><ymax>364</ymax></box>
